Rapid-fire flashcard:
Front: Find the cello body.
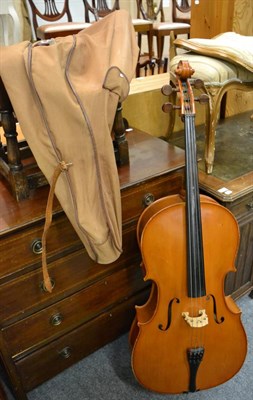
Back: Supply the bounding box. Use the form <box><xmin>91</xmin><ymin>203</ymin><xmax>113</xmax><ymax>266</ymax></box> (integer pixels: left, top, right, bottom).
<box><xmin>130</xmin><ymin>61</ymin><xmax>247</xmax><ymax>394</ymax></box>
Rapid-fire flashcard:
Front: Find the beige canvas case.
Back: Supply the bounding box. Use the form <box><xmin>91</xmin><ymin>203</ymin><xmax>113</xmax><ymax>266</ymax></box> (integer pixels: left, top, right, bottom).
<box><xmin>0</xmin><ymin>10</ymin><xmax>139</xmax><ymax>291</ymax></box>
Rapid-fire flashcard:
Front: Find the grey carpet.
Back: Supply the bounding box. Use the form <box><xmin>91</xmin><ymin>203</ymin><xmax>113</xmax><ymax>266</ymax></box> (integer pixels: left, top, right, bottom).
<box><xmin>24</xmin><ymin>294</ymin><xmax>253</xmax><ymax>400</ymax></box>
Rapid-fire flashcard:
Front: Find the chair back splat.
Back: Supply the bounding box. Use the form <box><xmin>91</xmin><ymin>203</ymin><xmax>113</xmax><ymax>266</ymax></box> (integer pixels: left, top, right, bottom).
<box><xmin>172</xmin><ymin>0</ymin><xmax>191</xmax><ymax>24</ymax></box>
<box><xmin>137</xmin><ymin>0</ymin><xmax>164</xmax><ymax>22</ymax></box>
<box><xmin>27</xmin><ymin>0</ymin><xmax>72</xmax><ymax>36</ymax></box>
<box><xmin>83</xmin><ymin>0</ymin><xmax>120</xmax><ymax>22</ymax></box>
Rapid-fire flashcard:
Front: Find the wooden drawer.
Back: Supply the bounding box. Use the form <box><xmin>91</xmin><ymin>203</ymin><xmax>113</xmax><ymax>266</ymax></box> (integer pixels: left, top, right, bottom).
<box><xmin>15</xmin><ymin>290</ymin><xmax>149</xmax><ymax>392</ymax></box>
<box><xmin>0</xmin><ymin>223</ymin><xmax>140</xmax><ymax>324</ymax></box>
<box><xmin>3</xmin><ymin>262</ymin><xmax>147</xmax><ymax>358</ymax></box>
<box><xmin>121</xmin><ymin>171</ymin><xmax>184</xmax><ymax>223</ymax></box>
<box><xmin>0</xmin><ymin>214</ymin><xmax>81</xmax><ymax>283</ymax></box>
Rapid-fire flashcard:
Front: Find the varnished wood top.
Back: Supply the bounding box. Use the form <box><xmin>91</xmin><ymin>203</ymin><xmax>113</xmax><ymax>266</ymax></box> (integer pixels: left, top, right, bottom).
<box><xmin>119</xmin><ymin>129</ymin><xmax>185</xmax><ymax>189</ymax></box>
<box><xmin>0</xmin><ymin>129</ymin><xmax>185</xmax><ymax>236</ymax></box>
<box><xmin>199</xmin><ymin>169</ymin><xmax>253</xmax><ymax>202</ymax></box>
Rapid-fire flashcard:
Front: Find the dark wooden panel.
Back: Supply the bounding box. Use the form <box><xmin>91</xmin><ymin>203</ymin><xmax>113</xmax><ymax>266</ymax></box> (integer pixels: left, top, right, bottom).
<box><xmin>0</xmin><ymin>214</ymin><xmax>81</xmax><ymax>283</ymax></box>
<box><xmin>15</xmin><ymin>290</ymin><xmax>149</xmax><ymax>392</ymax></box>
<box><xmin>0</xmin><ymin>224</ymin><xmax>140</xmax><ymax>325</ymax></box>
<box><xmin>3</xmin><ymin>262</ymin><xmax>147</xmax><ymax>358</ymax></box>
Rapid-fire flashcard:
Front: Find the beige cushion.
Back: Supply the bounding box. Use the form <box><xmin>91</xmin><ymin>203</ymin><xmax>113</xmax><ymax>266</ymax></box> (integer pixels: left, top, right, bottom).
<box><xmin>170</xmin><ymin>54</ymin><xmax>253</xmax><ymax>84</ymax></box>
<box><xmin>153</xmin><ymin>22</ymin><xmax>190</xmax><ymax>31</ymax></box>
<box><xmin>174</xmin><ymin>32</ymin><xmax>253</xmax><ymax>73</ymax></box>
<box><xmin>38</xmin><ymin>22</ymin><xmax>91</xmax><ymax>34</ymax></box>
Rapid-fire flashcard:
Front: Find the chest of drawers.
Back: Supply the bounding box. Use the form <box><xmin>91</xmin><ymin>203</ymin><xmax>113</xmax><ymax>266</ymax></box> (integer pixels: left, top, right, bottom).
<box><xmin>0</xmin><ymin>129</ymin><xmax>185</xmax><ymax>399</ymax></box>
<box><xmin>199</xmin><ymin>169</ymin><xmax>253</xmax><ymax>299</ymax></box>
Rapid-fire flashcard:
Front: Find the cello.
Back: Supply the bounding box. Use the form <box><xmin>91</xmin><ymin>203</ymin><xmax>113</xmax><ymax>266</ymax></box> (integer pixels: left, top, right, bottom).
<box><xmin>130</xmin><ymin>61</ymin><xmax>247</xmax><ymax>394</ymax></box>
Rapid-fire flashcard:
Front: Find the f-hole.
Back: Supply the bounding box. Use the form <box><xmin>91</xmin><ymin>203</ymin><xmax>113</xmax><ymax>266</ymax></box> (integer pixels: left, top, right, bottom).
<box><xmin>207</xmin><ymin>294</ymin><xmax>225</xmax><ymax>324</ymax></box>
<box><xmin>158</xmin><ymin>297</ymin><xmax>180</xmax><ymax>331</ymax></box>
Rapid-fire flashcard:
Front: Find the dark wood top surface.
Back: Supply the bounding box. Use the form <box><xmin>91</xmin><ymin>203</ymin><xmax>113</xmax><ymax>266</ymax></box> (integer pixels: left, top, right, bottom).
<box><xmin>0</xmin><ymin>129</ymin><xmax>185</xmax><ymax>236</ymax></box>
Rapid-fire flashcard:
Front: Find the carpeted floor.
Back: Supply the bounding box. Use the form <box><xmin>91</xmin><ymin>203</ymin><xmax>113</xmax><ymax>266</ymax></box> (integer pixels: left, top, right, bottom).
<box><xmin>21</xmin><ymin>294</ymin><xmax>252</xmax><ymax>400</ymax></box>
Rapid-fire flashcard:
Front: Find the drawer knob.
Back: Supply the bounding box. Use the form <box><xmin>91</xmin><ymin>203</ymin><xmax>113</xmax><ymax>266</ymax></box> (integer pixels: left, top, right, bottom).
<box><xmin>50</xmin><ymin>313</ymin><xmax>63</xmax><ymax>326</ymax></box>
<box><xmin>143</xmin><ymin>193</ymin><xmax>155</xmax><ymax>206</ymax></box>
<box><xmin>31</xmin><ymin>239</ymin><xmax>43</xmax><ymax>254</ymax></box>
<box><xmin>40</xmin><ymin>278</ymin><xmax>55</xmax><ymax>292</ymax></box>
<box><xmin>59</xmin><ymin>346</ymin><xmax>72</xmax><ymax>359</ymax></box>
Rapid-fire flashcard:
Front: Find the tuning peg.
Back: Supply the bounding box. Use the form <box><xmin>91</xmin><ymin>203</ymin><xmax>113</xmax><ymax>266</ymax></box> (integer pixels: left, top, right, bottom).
<box><xmin>192</xmin><ymin>79</ymin><xmax>205</xmax><ymax>89</ymax></box>
<box><xmin>161</xmin><ymin>84</ymin><xmax>178</xmax><ymax>96</ymax></box>
<box><xmin>162</xmin><ymin>102</ymin><xmax>181</xmax><ymax>113</ymax></box>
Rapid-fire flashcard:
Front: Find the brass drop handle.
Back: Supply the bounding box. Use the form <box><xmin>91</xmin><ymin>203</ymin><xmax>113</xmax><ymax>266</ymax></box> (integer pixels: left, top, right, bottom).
<box><xmin>59</xmin><ymin>347</ymin><xmax>72</xmax><ymax>359</ymax></box>
<box><xmin>143</xmin><ymin>193</ymin><xmax>155</xmax><ymax>206</ymax></box>
<box><xmin>50</xmin><ymin>313</ymin><xmax>63</xmax><ymax>326</ymax></box>
<box><xmin>40</xmin><ymin>278</ymin><xmax>55</xmax><ymax>292</ymax></box>
<box><xmin>31</xmin><ymin>238</ymin><xmax>43</xmax><ymax>254</ymax></box>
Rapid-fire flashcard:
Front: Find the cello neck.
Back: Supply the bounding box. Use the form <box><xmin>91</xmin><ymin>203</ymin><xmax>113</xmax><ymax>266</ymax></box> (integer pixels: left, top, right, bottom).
<box><xmin>185</xmin><ymin>113</ymin><xmax>206</xmax><ymax>298</ymax></box>
<box><xmin>177</xmin><ymin>64</ymin><xmax>206</xmax><ymax>298</ymax></box>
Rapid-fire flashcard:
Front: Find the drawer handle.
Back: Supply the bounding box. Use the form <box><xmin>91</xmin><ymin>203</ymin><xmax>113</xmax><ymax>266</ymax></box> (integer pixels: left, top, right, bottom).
<box><xmin>59</xmin><ymin>346</ymin><xmax>72</xmax><ymax>359</ymax></box>
<box><xmin>40</xmin><ymin>278</ymin><xmax>55</xmax><ymax>292</ymax></box>
<box><xmin>50</xmin><ymin>313</ymin><xmax>63</xmax><ymax>326</ymax></box>
<box><xmin>143</xmin><ymin>193</ymin><xmax>155</xmax><ymax>206</ymax></box>
<box><xmin>246</xmin><ymin>201</ymin><xmax>253</xmax><ymax>210</ymax></box>
<box><xmin>31</xmin><ymin>239</ymin><xmax>43</xmax><ymax>255</ymax></box>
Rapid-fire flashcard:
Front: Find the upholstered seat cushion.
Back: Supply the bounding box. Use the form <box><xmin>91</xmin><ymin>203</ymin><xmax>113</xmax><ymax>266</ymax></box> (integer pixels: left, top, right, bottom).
<box><xmin>153</xmin><ymin>21</ymin><xmax>190</xmax><ymax>31</ymax></box>
<box><xmin>173</xmin><ymin>32</ymin><xmax>253</xmax><ymax>73</ymax></box>
<box><xmin>170</xmin><ymin>53</ymin><xmax>253</xmax><ymax>84</ymax></box>
<box><xmin>131</xmin><ymin>18</ymin><xmax>153</xmax><ymax>26</ymax></box>
<box><xmin>37</xmin><ymin>22</ymin><xmax>91</xmax><ymax>35</ymax></box>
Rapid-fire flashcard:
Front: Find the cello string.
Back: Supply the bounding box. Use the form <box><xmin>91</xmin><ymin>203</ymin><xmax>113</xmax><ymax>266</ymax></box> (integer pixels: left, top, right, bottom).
<box><xmin>186</xmin><ymin>80</ymin><xmax>205</xmax><ymax>349</ymax></box>
<box><xmin>183</xmin><ymin>82</ymin><xmax>196</xmax><ymax>349</ymax></box>
<box><xmin>188</xmin><ymin>84</ymin><xmax>206</xmax><ymax>349</ymax></box>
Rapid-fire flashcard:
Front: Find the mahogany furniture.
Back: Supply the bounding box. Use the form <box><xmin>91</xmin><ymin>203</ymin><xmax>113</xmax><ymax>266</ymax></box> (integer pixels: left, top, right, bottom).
<box><xmin>0</xmin><ymin>129</ymin><xmax>185</xmax><ymax>400</ymax></box>
<box><xmin>199</xmin><ymin>168</ymin><xmax>253</xmax><ymax>299</ymax></box>
<box><xmin>27</xmin><ymin>0</ymin><xmax>72</xmax><ymax>39</ymax></box>
<box><xmin>172</xmin><ymin>0</ymin><xmax>191</xmax><ymax>24</ymax></box>
<box><xmin>83</xmin><ymin>0</ymin><xmax>120</xmax><ymax>22</ymax></box>
<box><xmin>136</xmin><ymin>0</ymin><xmax>190</xmax><ymax>65</ymax></box>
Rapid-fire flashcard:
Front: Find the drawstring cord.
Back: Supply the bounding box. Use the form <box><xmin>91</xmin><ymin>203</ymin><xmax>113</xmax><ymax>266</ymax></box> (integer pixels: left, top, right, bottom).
<box><xmin>42</xmin><ymin>161</ymin><xmax>73</xmax><ymax>293</ymax></box>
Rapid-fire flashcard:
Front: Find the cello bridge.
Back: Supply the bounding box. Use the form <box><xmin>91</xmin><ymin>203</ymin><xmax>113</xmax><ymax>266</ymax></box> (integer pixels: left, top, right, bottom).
<box><xmin>182</xmin><ymin>309</ymin><xmax>208</xmax><ymax>328</ymax></box>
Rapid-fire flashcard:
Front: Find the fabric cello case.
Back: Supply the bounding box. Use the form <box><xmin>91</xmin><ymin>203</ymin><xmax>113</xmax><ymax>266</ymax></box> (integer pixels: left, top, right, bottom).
<box><xmin>0</xmin><ymin>10</ymin><xmax>139</xmax><ymax>291</ymax></box>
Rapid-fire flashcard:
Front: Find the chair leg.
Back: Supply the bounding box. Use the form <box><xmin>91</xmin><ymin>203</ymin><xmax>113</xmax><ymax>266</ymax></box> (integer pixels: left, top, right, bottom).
<box><xmin>156</xmin><ymin>34</ymin><xmax>164</xmax><ymax>71</ymax></box>
<box><xmin>204</xmin><ymin>80</ymin><xmax>253</xmax><ymax>174</ymax></box>
<box><xmin>0</xmin><ymin>110</ymin><xmax>29</xmax><ymax>200</ymax></box>
<box><xmin>112</xmin><ymin>102</ymin><xmax>129</xmax><ymax>166</ymax></box>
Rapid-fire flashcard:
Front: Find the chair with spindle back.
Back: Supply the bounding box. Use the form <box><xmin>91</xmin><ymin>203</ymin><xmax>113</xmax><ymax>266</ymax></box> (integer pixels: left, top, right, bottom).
<box><xmin>136</xmin><ymin>0</ymin><xmax>190</xmax><ymax>66</ymax></box>
<box><xmin>27</xmin><ymin>0</ymin><xmax>92</xmax><ymax>40</ymax></box>
<box><xmin>172</xmin><ymin>0</ymin><xmax>191</xmax><ymax>24</ymax></box>
<box><xmin>83</xmin><ymin>0</ymin><xmax>120</xmax><ymax>22</ymax></box>
<box><xmin>27</xmin><ymin>0</ymin><xmax>72</xmax><ymax>38</ymax></box>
